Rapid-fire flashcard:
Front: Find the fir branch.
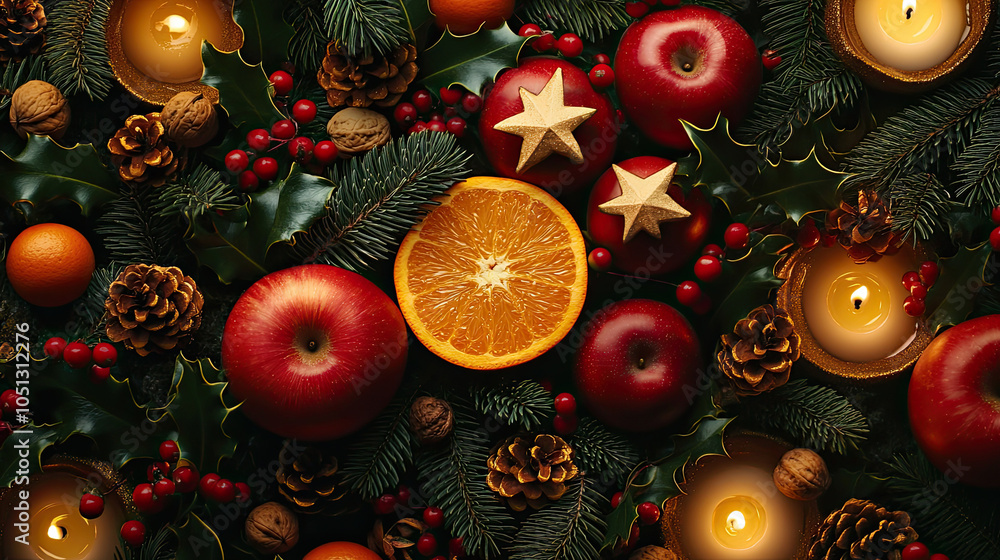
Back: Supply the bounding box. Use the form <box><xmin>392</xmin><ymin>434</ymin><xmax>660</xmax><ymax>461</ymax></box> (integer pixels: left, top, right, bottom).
<box><xmin>115</xmin><ymin>526</ymin><xmax>174</xmax><ymax>560</ymax></box>
<box><xmin>155</xmin><ymin>165</ymin><xmax>241</xmax><ymax>234</ymax></box>
<box><xmin>951</xmin><ymin>104</ymin><xmax>1000</xmax><ymax>209</ymax></box>
<box><xmin>76</xmin><ymin>262</ymin><xmax>124</xmax><ymax>334</ymax></box>
<box><xmin>687</xmin><ymin>0</ymin><xmax>748</xmax><ymax>17</ymax></box>
<box><xmin>0</xmin><ymin>56</ymin><xmax>47</xmax><ymax>112</ymax></box>
<box><xmin>744</xmin><ymin>379</ymin><xmax>869</xmax><ymax>454</ymax></box>
<box><xmin>43</xmin><ymin>0</ymin><xmax>115</xmax><ymax>101</ymax></box>
<box><xmin>95</xmin><ymin>185</ymin><xmax>180</xmax><ymax>265</ymax></box>
<box><xmin>508</xmin><ymin>477</ymin><xmax>608</xmax><ymax>560</ymax></box>
<box><xmin>883</xmin><ymin>452</ymin><xmax>1000</xmax><ymax>559</ymax></box>
<box><xmin>416</xmin><ymin>400</ymin><xmax>516</xmax><ymax>558</ymax></box>
<box><xmin>323</xmin><ymin>0</ymin><xmax>410</xmax><ymax>59</ymax></box>
<box><xmin>294</xmin><ymin>132</ymin><xmax>470</xmax><ymax>272</ymax></box>
<box><xmin>287</xmin><ymin>0</ymin><xmax>328</xmax><ymax>72</ymax></box>
<box><xmin>520</xmin><ymin>0</ymin><xmax>629</xmax><ymax>41</ymax></box>
<box><xmin>570</xmin><ymin>418</ymin><xmax>639</xmax><ymax>487</ymax></box>
<box><xmin>341</xmin><ymin>386</ymin><xmax>419</xmax><ymax>500</ymax></box>
<box><xmin>882</xmin><ymin>172</ymin><xmax>952</xmax><ymax>243</ymax></box>
<box><xmin>471</xmin><ymin>379</ymin><xmax>551</xmax><ymax>430</ymax></box>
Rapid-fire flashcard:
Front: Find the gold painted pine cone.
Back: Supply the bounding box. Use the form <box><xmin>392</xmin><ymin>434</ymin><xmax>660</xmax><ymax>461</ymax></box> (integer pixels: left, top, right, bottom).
<box><xmin>107</xmin><ymin>113</ymin><xmax>182</xmax><ymax>187</ymax></box>
<box><xmin>807</xmin><ymin>498</ymin><xmax>918</xmax><ymax>560</ymax></box>
<box><xmin>105</xmin><ymin>264</ymin><xmax>203</xmax><ymax>356</ymax></box>
<box><xmin>486</xmin><ymin>434</ymin><xmax>579</xmax><ymax>512</ymax></box>
<box><xmin>0</xmin><ymin>0</ymin><xmax>46</xmax><ymax>62</ymax></box>
<box><xmin>826</xmin><ymin>189</ymin><xmax>903</xmax><ymax>264</ymax></box>
<box><xmin>717</xmin><ymin>304</ymin><xmax>801</xmax><ymax>396</ymax></box>
<box><xmin>276</xmin><ymin>446</ymin><xmax>347</xmax><ymax>514</ymax></box>
<box><xmin>317</xmin><ymin>42</ymin><xmax>418</xmax><ymax>108</ymax></box>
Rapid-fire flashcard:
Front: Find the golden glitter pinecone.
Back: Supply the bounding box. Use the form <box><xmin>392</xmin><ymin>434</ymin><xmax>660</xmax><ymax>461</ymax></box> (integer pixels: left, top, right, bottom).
<box><xmin>717</xmin><ymin>304</ymin><xmax>801</xmax><ymax>396</ymax></box>
<box><xmin>486</xmin><ymin>434</ymin><xmax>579</xmax><ymax>512</ymax></box>
<box><xmin>105</xmin><ymin>264</ymin><xmax>203</xmax><ymax>356</ymax></box>
<box><xmin>107</xmin><ymin>113</ymin><xmax>182</xmax><ymax>187</ymax></box>
<box><xmin>317</xmin><ymin>42</ymin><xmax>418</xmax><ymax>108</ymax></box>
<box><xmin>826</xmin><ymin>189</ymin><xmax>903</xmax><ymax>264</ymax></box>
<box><xmin>807</xmin><ymin>498</ymin><xmax>918</xmax><ymax>560</ymax></box>
<box><xmin>0</xmin><ymin>0</ymin><xmax>46</xmax><ymax>62</ymax></box>
<box><xmin>276</xmin><ymin>446</ymin><xmax>347</xmax><ymax>514</ymax></box>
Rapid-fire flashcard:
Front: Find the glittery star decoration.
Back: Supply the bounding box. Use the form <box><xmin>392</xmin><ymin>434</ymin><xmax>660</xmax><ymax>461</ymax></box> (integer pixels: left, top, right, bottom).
<box><xmin>493</xmin><ymin>67</ymin><xmax>597</xmax><ymax>174</ymax></box>
<box><xmin>598</xmin><ymin>163</ymin><xmax>691</xmax><ymax>242</ymax></box>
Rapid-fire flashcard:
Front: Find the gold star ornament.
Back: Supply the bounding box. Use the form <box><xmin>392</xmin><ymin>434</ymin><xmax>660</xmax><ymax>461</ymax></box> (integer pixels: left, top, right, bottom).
<box><xmin>598</xmin><ymin>163</ymin><xmax>691</xmax><ymax>243</ymax></box>
<box><xmin>493</xmin><ymin>67</ymin><xmax>597</xmax><ymax>174</ymax></box>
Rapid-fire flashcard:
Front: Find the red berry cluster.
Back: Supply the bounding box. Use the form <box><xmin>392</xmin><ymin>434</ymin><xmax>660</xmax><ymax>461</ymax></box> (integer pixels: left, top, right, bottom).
<box><xmin>901</xmin><ymin>261</ymin><xmax>939</xmax><ymax>317</ymax></box>
<box><xmin>44</xmin><ymin>337</ymin><xmax>117</xmax><ymax>384</ymax></box>
<box><xmin>989</xmin><ymin>205</ymin><xmax>1000</xmax><ymax>251</ymax></box>
<box><xmin>394</xmin><ymin>88</ymin><xmax>477</xmax><ymax>136</ymax></box>
<box><xmin>553</xmin><ymin>393</ymin><xmax>578</xmax><ymax>435</ymax></box>
<box><xmin>625</xmin><ymin>0</ymin><xmax>681</xmax><ymax>18</ymax></box>
<box><xmin>519</xmin><ymin>25</ymin><xmax>584</xmax><ymax>58</ymax></box>
<box><xmin>901</xmin><ymin>542</ymin><xmax>950</xmax><ymax>560</ymax></box>
<box><xmin>608</xmin><ymin>495</ymin><xmax>660</xmax><ymax>554</ymax></box>
<box><xmin>372</xmin><ymin>485</ymin><xmax>466</xmax><ymax>559</ymax></box>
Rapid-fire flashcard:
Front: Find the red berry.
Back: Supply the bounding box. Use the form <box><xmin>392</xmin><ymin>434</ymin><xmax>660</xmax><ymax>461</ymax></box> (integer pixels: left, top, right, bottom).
<box><xmin>427</xmin><ymin>120</ymin><xmax>447</xmax><ymax>133</ymax></box>
<box><xmin>429</xmin><ymin>113</ymin><xmax>445</xmax><ymax>123</ymax></box>
<box><xmin>448</xmin><ymin>537</ymin><xmax>464</xmax><ymax>557</ymax></box>
<box><xmin>676</xmin><ymin>281</ymin><xmax>702</xmax><ymax>307</ymax></box>
<box><xmin>394</xmin><ymin>102</ymin><xmax>418</xmax><ymax>125</ymax></box>
<box><xmin>594</xmin><ymin>53</ymin><xmax>612</xmax><ymax>65</ymax></box>
<box><xmin>225</xmin><ymin>150</ymin><xmax>250</xmax><ymax>173</ymax></box>
<box><xmin>132</xmin><ymin>483</ymin><xmax>158</xmax><ymax>513</ymax></box>
<box><xmin>43</xmin><ymin>337</ymin><xmax>67</xmax><ymax>359</ymax></box>
<box><xmin>627</xmin><ymin>522</ymin><xmax>641</xmax><ymax>546</ymax></box>
<box><xmin>637</xmin><ymin>501</ymin><xmax>661</xmax><ymax>525</ymax></box>
<box><xmin>62</xmin><ymin>342</ymin><xmax>92</xmax><ymax>369</ymax></box>
<box><xmin>412</xmin><ymin>89</ymin><xmax>434</xmax><ymax>114</ymax></box>
<box><xmin>724</xmin><ymin>223</ymin><xmax>750</xmax><ymax>249</ymax></box>
<box><xmin>423</xmin><ymin>506</ymin><xmax>445</xmax><ymax>528</ymax></box>
<box><xmin>588</xmin><ymin>247</ymin><xmax>613</xmax><ymax>271</ymax></box>
<box><xmin>159</xmin><ymin>440</ymin><xmax>180</xmax><ymax>462</ymax></box>
<box><xmin>928</xmin><ymin>555</ymin><xmax>949</xmax><ymax>560</ymax></box>
<box><xmin>236</xmin><ymin>482</ymin><xmax>251</xmax><ymax>503</ymax></box>
<box><xmin>173</xmin><ymin>466</ymin><xmax>199</xmax><ymax>493</ymax></box>
<box><xmin>553</xmin><ymin>413</ymin><xmax>578</xmax><ymax>435</ymax></box>
<box><xmin>446</xmin><ymin>117</ymin><xmax>467</xmax><ymax>137</ymax></box>
<box><xmin>439</xmin><ymin>86</ymin><xmax>464</xmax><ymax>105</ymax></box>
<box><xmin>910</xmin><ymin>283</ymin><xmax>928</xmax><ymax>299</ymax></box>
<box><xmin>271</xmin><ymin>119</ymin><xmax>296</xmax><ymax>140</ymax></box>
<box><xmin>374</xmin><ymin>493</ymin><xmax>397</xmax><ymax>515</ymax></box>
<box><xmin>211</xmin><ymin>479</ymin><xmax>236</xmax><ymax>503</ymax></box>
<box><xmin>91</xmin><ymin>343</ymin><xmax>117</xmax><ymax>367</ymax></box>
<box><xmin>1</xmin><ymin>389</ymin><xmax>18</xmax><ymax>417</ymax></box>
<box><xmin>292</xmin><ymin>99</ymin><xmax>317</xmax><ymax>124</ymax></box>
<box><xmin>661</xmin><ymin>0</ymin><xmax>682</xmax><ymax>5</ymax></box>
<box><xmin>461</xmin><ymin>92</ymin><xmax>483</xmax><ymax>114</ymax></box>
<box><xmin>902</xmin><ymin>271</ymin><xmax>922</xmax><ymax>290</ymax></box>
<box><xmin>288</xmin><ymin>137</ymin><xmax>315</xmax><ymax>163</ymax></box>
<box><xmin>797</xmin><ymin>221</ymin><xmax>821</xmax><ymax>248</ymax></box>
<box><xmin>313</xmin><ymin>141</ymin><xmax>339</xmax><ymax>166</ymax></box>
<box><xmin>901</xmin><ymin>543</ymin><xmax>931</xmax><ymax>560</ymax></box>
<box><xmin>694</xmin><ymin>255</ymin><xmax>722</xmax><ymax>282</ymax></box>
<box><xmin>554</xmin><ymin>393</ymin><xmax>577</xmax><ymax>415</ymax></box>
<box><xmin>396</xmin><ymin>484</ymin><xmax>412</xmax><ymax>505</ymax></box>
<box><xmin>269</xmin><ymin>70</ymin><xmax>293</xmax><ymax>96</ymax></box>
<box><xmin>589</xmin><ymin>64</ymin><xmax>615</xmax><ymax>88</ymax></box>
<box><xmin>532</xmin><ymin>31</ymin><xmax>556</xmax><ymax>52</ymax></box>
<box><xmin>79</xmin><ymin>493</ymin><xmax>104</xmax><ymax>519</ymax></box>
<box><xmin>611</xmin><ymin>491</ymin><xmax>623</xmax><ymax>508</ymax></box>
<box><xmin>408</xmin><ymin>122</ymin><xmax>428</xmax><ymax>134</ymax></box>
<box><xmin>919</xmin><ymin>261</ymin><xmax>939</xmax><ymax>286</ymax></box>
<box><xmin>702</xmin><ymin>244</ymin><xmax>724</xmax><ymax>258</ymax></box>
<box><xmin>253</xmin><ymin>157</ymin><xmax>279</xmax><ymax>182</ymax></box>
<box><xmin>121</xmin><ymin>520</ymin><xmax>146</xmax><ymax>547</ymax></box>
<box><xmin>625</xmin><ymin>1</ymin><xmax>650</xmax><ymax>17</ymax></box>
<box><xmin>154</xmin><ymin>478</ymin><xmax>176</xmax><ymax>498</ymax></box>
<box><xmin>762</xmin><ymin>49</ymin><xmax>782</xmax><ymax>71</ymax></box>
<box><xmin>89</xmin><ymin>365</ymin><xmax>111</xmax><ymax>384</ymax></box>
<box><xmin>199</xmin><ymin>473</ymin><xmax>220</xmax><ymax>496</ymax></box>
<box><xmin>991</xmin><ymin>226</ymin><xmax>1000</xmax><ymax>251</ymax></box>
<box><xmin>518</xmin><ymin>23</ymin><xmax>542</xmax><ymax>36</ymax></box>
<box><xmin>246</xmin><ymin>128</ymin><xmax>271</xmax><ymax>152</ymax></box>
<box><xmin>238</xmin><ymin>170</ymin><xmax>260</xmax><ymax>192</ymax></box>
<box><xmin>992</xmin><ymin>206</ymin><xmax>1000</xmax><ymax>225</ymax></box>
<box><xmin>903</xmin><ymin>295</ymin><xmax>926</xmax><ymax>317</ymax></box>
<box><xmin>556</xmin><ymin>33</ymin><xmax>584</xmax><ymax>58</ymax></box>
<box><xmin>417</xmin><ymin>533</ymin><xmax>438</xmax><ymax>556</ymax></box>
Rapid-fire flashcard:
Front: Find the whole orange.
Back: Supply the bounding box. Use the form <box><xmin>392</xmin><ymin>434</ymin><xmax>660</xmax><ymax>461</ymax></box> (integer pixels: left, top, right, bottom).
<box><xmin>302</xmin><ymin>541</ymin><xmax>382</xmax><ymax>560</ymax></box>
<box><xmin>5</xmin><ymin>223</ymin><xmax>95</xmax><ymax>307</ymax></box>
<box><xmin>430</xmin><ymin>0</ymin><xmax>515</xmax><ymax>35</ymax></box>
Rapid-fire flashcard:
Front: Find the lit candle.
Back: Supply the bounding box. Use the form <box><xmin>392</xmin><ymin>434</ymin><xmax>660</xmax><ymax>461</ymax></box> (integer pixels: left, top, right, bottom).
<box><xmin>712</xmin><ymin>496</ymin><xmax>767</xmax><ymax>549</ymax></box>
<box><xmin>854</xmin><ymin>0</ymin><xmax>969</xmax><ymax>71</ymax></box>
<box><xmin>121</xmin><ymin>0</ymin><xmax>227</xmax><ymax>83</ymax></box>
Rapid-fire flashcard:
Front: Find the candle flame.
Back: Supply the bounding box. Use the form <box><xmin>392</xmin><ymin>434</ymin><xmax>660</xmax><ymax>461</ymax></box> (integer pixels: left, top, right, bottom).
<box><xmin>726</xmin><ymin>510</ymin><xmax>746</xmax><ymax>534</ymax></box>
<box><xmin>901</xmin><ymin>0</ymin><xmax>917</xmax><ymax>18</ymax></box>
<box><xmin>851</xmin><ymin>285</ymin><xmax>869</xmax><ymax>310</ymax></box>
<box><xmin>47</xmin><ymin>523</ymin><xmax>67</xmax><ymax>540</ymax></box>
<box><xmin>163</xmin><ymin>14</ymin><xmax>190</xmax><ymax>34</ymax></box>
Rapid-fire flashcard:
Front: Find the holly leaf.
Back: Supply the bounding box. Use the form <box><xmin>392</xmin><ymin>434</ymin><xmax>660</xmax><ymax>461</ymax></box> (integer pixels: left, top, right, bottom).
<box><xmin>925</xmin><ymin>242</ymin><xmax>996</xmax><ymax>333</ymax></box>
<box><xmin>420</xmin><ymin>23</ymin><xmax>530</xmax><ymax>95</ymax></box>
<box><xmin>0</xmin><ymin>135</ymin><xmax>118</xmax><ymax>216</ymax></box>
<box><xmin>186</xmin><ymin>209</ymin><xmax>267</xmax><ymax>284</ymax></box>
<box><xmin>749</xmin><ymin>149</ymin><xmax>850</xmax><ymax>224</ymax></box>
<box><xmin>233</xmin><ymin>0</ymin><xmax>294</xmax><ymax>70</ymax></box>
<box><xmin>173</xmin><ymin>512</ymin><xmax>224</xmax><ymax>560</ymax></box>
<box><xmin>678</xmin><ymin>114</ymin><xmax>762</xmax><ymax>212</ymax></box>
<box><xmin>710</xmin><ymin>234</ymin><xmax>792</xmax><ymax>334</ymax></box>
<box><xmin>397</xmin><ymin>0</ymin><xmax>433</xmax><ymax>45</ymax></box>
<box><xmin>201</xmin><ymin>43</ymin><xmax>283</xmax><ymax>133</ymax></box>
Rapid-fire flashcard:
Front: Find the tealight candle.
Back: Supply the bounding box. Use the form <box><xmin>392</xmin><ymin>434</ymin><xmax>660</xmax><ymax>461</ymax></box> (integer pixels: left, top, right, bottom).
<box><xmin>121</xmin><ymin>0</ymin><xmax>227</xmax><ymax>83</ymax></box>
<box><xmin>712</xmin><ymin>495</ymin><xmax>767</xmax><ymax>549</ymax></box>
<box><xmin>854</xmin><ymin>0</ymin><xmax>969</xmax><ymax>71</ymax></box>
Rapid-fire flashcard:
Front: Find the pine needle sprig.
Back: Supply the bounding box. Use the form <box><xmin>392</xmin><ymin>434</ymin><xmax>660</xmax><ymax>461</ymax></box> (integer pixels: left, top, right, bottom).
<box><xmin>75</xmin><ymin>262</ymin><xmax>123</xmax><ymax>334</ymax></box>
<box><xmin>44</xmin><ymin>0</ymin><xmax>115</xmax><ymax>101</ymax></box>
<box><xmin>155</xmin><ymin>165</ymin><xmax>241</xmax><ymax>235</ymax></box>
<box><xmin>743</xmin><ymin>379</ymin><xmax>870</xmax><ymax>454</ymax></box>
<box><xmin>471</xmin><ymin>379</ymin><xmax>551</xmax><ymax>430</ymax></box>
<box><xmin>520</xmin><ymin>0</ymin><xmax>629</xmax><ymax>41</ymax></box>
<box><xmin>416</xmin><ymin>400</ymin><xmax>516</xmax><ymax>559</ymax></box>
<box><xmin>114</xmin><ymin>526</ymin><xmax>174</xmax><ymax>560</ymax></box>
<box><xmin>287</xmin><ymin>0</ymin><xmax>328</xmax><ymax>72</ymax></box>
<box><xmin>294</xmin><ymin>132</ymin><xmax>470</xmax><ymax>272</ymax></box>
<box><xmin>323</xmin><ymin>0</ymin><xmax>410</xmax><ymax>59</ymax></box>
<box><xmin>882</xmin><ymin>172</ymin><xmax>952</xmax><ymax>243</ymax></box>
<box><xmin>341</xmin><ymin>386</ymin><xmax>419</xmax><ymax>500</ymax></box>
<box><xmin>951</xmin><ymin>104</ymin><xmax>1000</xmax><ymax>209</ymax></box>
<box><xmin>508</xmin><ymin>477</ymin><xmax>608</xmax><ymax>560</ymax></box>
<box><xmin>569</xmin><ymin>418</ymin><xmax>639</xmax><ymax>488</ymax></box>
<box><xmin>95</xmin><ymin>185</ymin><xmax>180</xmax><ymax>265</ymax></box>
<box><xmin>0</xmin><ymin>55</ymin><xmax>47</xmax><ymax>112</ymax></box>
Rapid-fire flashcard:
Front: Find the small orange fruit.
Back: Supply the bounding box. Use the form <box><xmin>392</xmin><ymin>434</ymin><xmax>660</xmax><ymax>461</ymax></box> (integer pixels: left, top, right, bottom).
<box><xmin>5</xmin><ymin>223</ymin><xmax>95</xmax><ymax>307</ymax></box>
<box><xmin>394</xmin><ymin>177</ymin><xmax>588</xmax><ymax>370</ymax></box>
<box><xmin>302</xmin><ymin>541</ymin><xmax>382</xmax><ymax>560</ymax></box>
<box><xmin>429</xmin><ymin>0</ymin><xmax>515</xmax><ymax>35</ymax></box>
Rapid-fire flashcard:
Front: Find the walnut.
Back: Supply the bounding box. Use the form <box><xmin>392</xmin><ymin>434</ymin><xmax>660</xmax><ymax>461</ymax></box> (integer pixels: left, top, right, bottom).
<box><xmin>326</xmin><ymin>107</ymin><xmax>391</xmax><ymax>156</ymax></box>
<box><xmin>160</xmin><ymin>91</ymin><xmax>219</xmax><ymax>148</ymax></box>
<box><xmin>773</xmin><ymin>448</ymin><xmax>831</xmax><ymax>501</ymax></box>
<box><xmin>409</xmin><ymin>396</ymin><xmax>453</xmax><ymax>444</ymax></box>
<box><xmin>245</xmin><ymin>502</ymin><xmax>299</xmax><ymax>554</ymax></box>
<box><xmin>630</xmin><ymin>545</ymin><xmax>680</xmax><ymax>560</ymax></box>
<box><xmin>9</xmin><ymin>80</ymin><xmax>70</xmax><ymax>140</ymax></box>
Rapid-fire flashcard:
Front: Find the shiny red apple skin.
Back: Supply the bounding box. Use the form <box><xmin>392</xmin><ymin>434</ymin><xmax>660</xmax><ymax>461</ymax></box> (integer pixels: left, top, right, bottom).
<box><xmin>614</xmin><ymin>6</ymin><xmax>762</xmax><ymax>150</ymax></box>
<box><xmin>588</xmin><ymin>156</ymin><xmax>713</xmax><ymax>275</ymax></box>
<box><xmin>222</xmin><ymin>265</ymin><xmax>407</xmax><ymax>441</ymax></box>
<box><xmin>574</xmin><ymin>299</ymin><xmax>702</xmax><ymax>431</ymax></box>
<box><xmin>909</xmin><ymin>315</ymin><xmax>1000</xmax><ymax>488</ymax></box>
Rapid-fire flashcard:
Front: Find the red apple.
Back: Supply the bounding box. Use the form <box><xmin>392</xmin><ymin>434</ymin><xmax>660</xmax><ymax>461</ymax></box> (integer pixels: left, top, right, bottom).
<box><xmin>574</xmin><ymin>299</ymin><xmax>702</xmax><ymax>431</ymax></box>
<box><xmin>222</xmin><ymin>265</ymin><xmax>407</xmax><ymax>441</ymax></box>
<box><xmin>909</xmin><ymin>315</ymin><xmax>1000</xmax><ymax>487</ymax></box>
<box><xmin>614</xmin><ymin>6</ymin><xmax>762</xmax><ymax>150</ymax></box>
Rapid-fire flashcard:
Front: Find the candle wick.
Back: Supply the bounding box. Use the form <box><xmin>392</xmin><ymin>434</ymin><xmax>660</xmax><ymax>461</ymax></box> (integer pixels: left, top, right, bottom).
<box><xmin>905</xmin><ymin>7</ymin><xmax>913</xmax><ymax>18</ymax></box>
<box><xmin>854</xmin><ymin>299</ymin><xmax>862</xmax><ymax>310</ymax></box>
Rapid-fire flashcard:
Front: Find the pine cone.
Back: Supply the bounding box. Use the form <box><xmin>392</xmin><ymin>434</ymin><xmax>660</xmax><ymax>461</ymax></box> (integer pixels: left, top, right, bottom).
<box><xmin>276</xmin><ymin>446</ymin><xmax>347</xmax><ymax>514</ymax></box>
<box><xmin>808</xmin><ymin>498</ymin><xmax>918</xmax><ymax>560</ymax></box>
<box><xmin>718</xmin><ymin>304</ymin><xmax>801</xmax><ymax>396</ymax></box>
<box><xmin>105</xmin><ymin>264</ymin><xmax>203</xmax><ymax>356</ymax></box>
<box><xmin>107</xmin><ymin>113</ymin><xmax>183</xmax><ymax>187</ymax></box>
<box><xmin>486</xmin><ymin>434</ymin><xmax>579</xmax><ymax>512</ymax></box>
<box><xmin>826</xmin><ymin>190</ymin><xmax>903</xmax><ymax>264</ymax></box>
<box><xmin>317</xmin><ymin>42</ymin><xmax>418</xmax><ymax>108</ymax></box>
<box><xmin>0</xmin><ymin>0</ymin><xmax>46</xmax><ymax>62</ymax></box>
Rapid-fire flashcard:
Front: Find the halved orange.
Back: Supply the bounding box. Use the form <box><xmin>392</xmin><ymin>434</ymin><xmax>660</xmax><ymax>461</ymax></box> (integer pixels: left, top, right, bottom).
<box><xmin>394</xmin><ymin>177</ymin><xmax>588</xmax><ymax>370</ymax></box>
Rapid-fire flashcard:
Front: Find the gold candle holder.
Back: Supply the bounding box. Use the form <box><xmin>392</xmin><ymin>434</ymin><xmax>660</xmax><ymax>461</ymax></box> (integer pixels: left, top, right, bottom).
<box><xmin>826</xmin><ymin>0</ymin><xmax>994</xmax><ymax>93</ymax></box>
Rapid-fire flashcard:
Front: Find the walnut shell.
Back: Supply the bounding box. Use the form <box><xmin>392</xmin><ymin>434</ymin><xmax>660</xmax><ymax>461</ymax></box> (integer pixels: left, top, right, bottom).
<box><xmin>9</xmin><ymin>80</ymin><xmax>70</xmax><ymax>140</ymax></box>
<box><xmin>773</xmin><ymin>448</ymin><xmax>831</xmax><ymax>501</ymax></box>
<box><xmin>409</xmin><ymin>396</ymin><xmax>453</xmax><ymax>444</ymax></box>
<box><xmin>326</xmin><ymin>107</ymin><xmax>391</xmax><ymax>156</ymax></box>
<box><xmin>245</xmin><ymin>502</ymin><xmax>299</xmax><ymax>554</ymax></box>
<box><xmin>160</xmin><ymin>91</ymin><xmax>219</xmax><ymax>148</ymax></box>
<box><xmin>630</xmin><ymin>545</ymin><xmax>680</xmax><ymax>560</ymax></box>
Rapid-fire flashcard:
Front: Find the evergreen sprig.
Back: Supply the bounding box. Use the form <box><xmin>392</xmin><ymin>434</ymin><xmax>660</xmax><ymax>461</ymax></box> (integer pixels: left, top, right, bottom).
<box><xmin>114</xmin><ymin>526</ymin><xmax>174</xmax><ymax>560</ymax></box>
<box><xmin>471</xmin><ymin>379</ymin><xmax>551</xmax><ymax>430</ymax></box>
<box><xmin>287</xmin><ymin>0</ymin><xmax>328</xmax><ymax>72</ymax></box>
<box><xmin>95</xmin><ymin>185</ymin><xmax>179</xmax><ymax>265</ymax></box>
<box><xmin>75</xmin><ymin>262</ymin><xmax>123</xmax><ymax>336</ymax></box>
<box><xmin>520</xmin><ymin>0</ymin><xmax>629</xmax><ymax>41</ymax></box>
<box><xmin>508</xmin><ymin>477</ymin><xmax>608</xmax><ymax>560</ymax></box>
<box><xmin>322</xmin><ymin>0</ymin><xmax>410</xmax><ymax>59</ymax></box>
<box><xmin>0</xmin><ymin>56</ymin><xmax>47</xmax><ymax>112</ymax></box>
<box><xmin>743</xmin><ymin>379</ymin><xmax>870</xmax><ymax>454</ymax></box>
<box><xmin>570</xmin><ymin>418</ymin><xmax>639</xmax><ymax>487</ymax></box>
<box><xmin>294</xmin><ymin>132</ymin><xmax>470</xmax><ymax>272</ymax></box>
<box><xmin>341</xmin><ymin>386</ymin><xmax>418</xmax><ymax>500</ymax></box>
<box><xmin>416</xmin><ymin>401</ymin><xmax>516</xmax><ymax>559</ymax></box>
<box><xmin>882</xmin><ymin>172</ymin><xmax>952</xmax><ymax>243</ymax></box>
<box><xmin>43</xmin><ymin>0</ymin><xmax>115</xmax><ymax>101</ymax></box>
<box><xmin>951</xmin><ymin>104</ymin><xmax>1000</xmax><ymax>209</ymax></box>
<box><xmin>155</xmin><ymin>165</ymin><xmax>241</xmax><ymax>234</ymax></box>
